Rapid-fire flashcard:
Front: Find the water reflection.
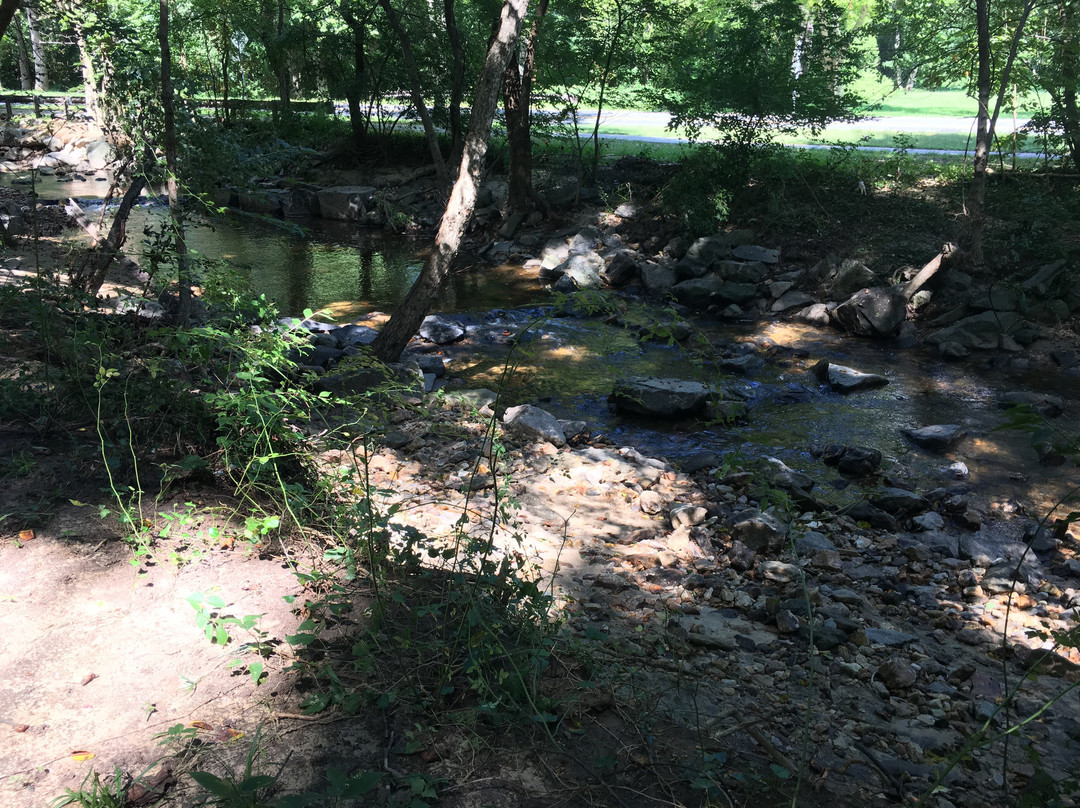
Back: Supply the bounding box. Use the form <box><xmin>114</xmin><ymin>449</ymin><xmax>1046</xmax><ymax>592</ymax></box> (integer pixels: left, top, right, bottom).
<box><xmin>100</xmin><ymin>204</ymin><xmax>544</xmax><ymax>317</ymax></box>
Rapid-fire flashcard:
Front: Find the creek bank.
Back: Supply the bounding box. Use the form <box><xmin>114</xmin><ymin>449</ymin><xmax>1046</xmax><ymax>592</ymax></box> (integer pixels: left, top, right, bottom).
<box><xmin>320</xmin><ymin>365</ymin><xmax>1080</xmax><ymax>807</ymax></box>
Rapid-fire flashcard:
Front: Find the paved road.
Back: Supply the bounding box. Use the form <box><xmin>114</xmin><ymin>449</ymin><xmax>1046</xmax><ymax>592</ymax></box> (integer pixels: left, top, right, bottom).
<box><xmin>577</xmin><ymin>108</ymin><xmax>1030</xmax><ymax>137</ymax></box>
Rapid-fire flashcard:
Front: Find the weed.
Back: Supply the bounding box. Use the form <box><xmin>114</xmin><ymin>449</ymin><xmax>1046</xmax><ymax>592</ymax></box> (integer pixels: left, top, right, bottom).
<box><xmin>1</xmin><ymin>449</ymin><xmax>36</xmax><ymax>479</ymax></box>
<box><xmin>189</xmin><ymin>726</ymin><xmax>280</xmax><ymax>808</ymax></box>
<box><xmin>50</xmin><ymin>768</ymin><xmax>128</xmax><ymax>808</ymax></box>
<box><xmin>50</xmin><ymin>764</ymin><xmax>161</xmax><ymax>808</ymax></box>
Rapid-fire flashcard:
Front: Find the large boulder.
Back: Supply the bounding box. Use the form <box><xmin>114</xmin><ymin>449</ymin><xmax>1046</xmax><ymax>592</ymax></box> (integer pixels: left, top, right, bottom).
<box><xmin>554</xmin><ymin>251</ymin><xmax>604</xmax><ymax>290</ymax></box>
<box><xmin>418</xmin><ymin>314</ymin><xmax>466</xmax><ymax>344</ymax></box>
<box><xmin>828</xmin><ymin>259</ymin><xmax>876</xmax><ymax>300</ymax></box>
<box><xmin>640</xmin><ymin>262</ymin><xmax>676</xmax><ymax>293</ymax></box>
<box><xmin>612</xmin><ymin>376</ymin><xmax>711</xmax><ymax>418</ymax></box>
<box><xmin>832</xmin><ymin>286</ymin><xmax>907</xmax><ymax>337</ymax></box>
<box><xmin>684</xmin><ymin>233</ymin><xmax>736</xmax><ymax>267</ymax></box>
<box><xmin>1022</xmin><ymin>259</ymin><xmax>1066</xmax><ymax>297</ymax></box>
<box><xmin>926</xmin><ymin>310</ymin><xmax>1027</xmax><ymax>351</ymax></box>
<box><xmin>569</xmin><ymin>226</ymin><xmax>605</xmax><ymax>255</ymax></box>
<box><xmin>715</xmin><ymin>281</ymin><xmax>759</xmax><ymax>305</ymax></box>
<box><xmin>731</xmin><ymin>510</ymin><xmax>788</xmax><ymax>553</ymax></box>
<box><xmin>503</xmin><ymin>404</ymin><xmax>566</xmax><ymax>447</ymax></box>
<box><xmin>604</xmin><ymin>250</ymin><xmax>640</xmax><ymax>287</ymax></box>
<box><xmin>85</xmin><ymin>140</ymin><xmax>115</xmax><ymax>170</ymax></box>
<box><xmin>671</xmin><ymin>275</ymin><xmax>725</xmax><ymax>306</ymax></box>
<box><xmin>316</xmin><ymin>185</ymin><xmax>377</xmax><ymax>220</ymax></box>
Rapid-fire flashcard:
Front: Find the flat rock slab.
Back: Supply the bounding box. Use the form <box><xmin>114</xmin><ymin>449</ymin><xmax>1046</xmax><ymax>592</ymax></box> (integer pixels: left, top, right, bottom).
<box><xmin>732</xmin><ymin>244</ymin><xmax>779</xmax><ymax>263</ymax></box>
<box><xmin>612</xmin><ymin>376</ymin><xmax>711</xmax><ymax>418</ymax></box>
<box><xmin>812</xmin><ymin>359</ymin><xmax>889</xmax><ymax>393</ymax></box>
<box><xmin>902</xmin><ymin>424</ymin><xmax>966</xmax><ymax>452</ymax></box>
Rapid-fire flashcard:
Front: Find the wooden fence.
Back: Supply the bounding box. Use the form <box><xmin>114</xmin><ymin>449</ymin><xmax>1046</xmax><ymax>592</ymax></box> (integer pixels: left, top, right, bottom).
<box><xmin>0</xmin><ymin>93</ymin><xmax>332</xmax><ymax>120</ymax></box>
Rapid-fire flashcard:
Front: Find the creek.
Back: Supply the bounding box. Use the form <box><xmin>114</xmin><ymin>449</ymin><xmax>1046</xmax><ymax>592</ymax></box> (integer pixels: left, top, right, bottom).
<box><xmin>28</xmin><ymin>175</ymin><xmax>1080</xmax><ymax>519</ymax></box>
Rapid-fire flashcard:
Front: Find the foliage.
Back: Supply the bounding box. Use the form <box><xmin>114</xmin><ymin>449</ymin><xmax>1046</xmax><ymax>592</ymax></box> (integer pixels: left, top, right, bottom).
<box><xmin>651</xmin><ymin>0</ymin><xmax>865</xmax><ymax>146</ymax></box>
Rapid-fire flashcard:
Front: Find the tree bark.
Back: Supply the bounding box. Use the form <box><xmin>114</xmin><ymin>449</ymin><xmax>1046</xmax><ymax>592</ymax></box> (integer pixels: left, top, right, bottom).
<box><xmin>75</xmin><ymin>24</ymin><xmax>100</xmax><ymax>120</ymax></box>
<box><xmin>969</xmin><ymin>0</ymin><xmax>1035</xmax><ymax>265</ymax></box>
<box><xmin>25</xmin><ymin>4</ymin><xmax>47</xmax><ymax>91</ymax></box>
<box><xmin>0</xmin><ymin>0</ymin><xmax>20</xmax><ymax>44</ymax></box>
<box><xmin>371</xmin><ymin>0</ymin><xmax>530</xmax><ymax>363</ymax></box>
<box><xmin>590</xmin><ymin>0</ymin><xmax>626</xmax><ymax>179</ymax></box>
<box><xmin>503</xmin><ymin>0</ymin><xmax>548</xmax><ymax>214</ymax></box>
<box><xmin>444</xmin><ymin>0</ymin><xmax>467</xmax><ymax>164</ymax></box>
<box><xmin>1056</xmin><ymin>1</ymin><xmax>1080</xmax><ymax>168</ymax></box>
<box><xmin>67</xmin><ymin>148</ymin><xmax>153</xmax><ymax>296</ymax></box>
<box><xmin>159</xmin><ymin>0</ymin><xmax>191</xmax><ymax>322</ymax></box>
<box><xmin>378</xmin><ymin>0</ymin><xmax>449</xmax><ymax>187</ymax></box>
<box><xmin>14</xmin><ymin>13</ymin><xmax>30</xmax><ymax>90</ymax></box>
<box><xmin>341</xmin><ymin>1</ymin><xmax>372</xmax><ymax>147</ymax></box>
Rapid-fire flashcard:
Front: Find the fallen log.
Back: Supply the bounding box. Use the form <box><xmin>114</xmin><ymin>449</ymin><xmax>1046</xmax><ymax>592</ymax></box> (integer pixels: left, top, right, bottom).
<box><xmin>65</xmin><ymin>159</ymin><xmax>149</xmax><ymax>296</ymax></box>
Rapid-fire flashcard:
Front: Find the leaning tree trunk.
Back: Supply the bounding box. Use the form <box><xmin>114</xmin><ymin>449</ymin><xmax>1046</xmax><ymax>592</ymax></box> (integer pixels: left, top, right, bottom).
<box><xmin>378</xmin><ymin>0</ymin><xmax>449</xmax><ymax>187</ymax></box>
<box><xmin>67</xmin><ymin>148</ymin><xmax>154</xmax><ymax>296</ymax></box>
<box><xmin>371</xmin><ymin>0</ymin><xmax>530</xmax><ymax>363</ymax></box>
<box><xmin>0</xmin><ymin>0</ymin><xmax>21</xmax><ymax>44</ymax></box>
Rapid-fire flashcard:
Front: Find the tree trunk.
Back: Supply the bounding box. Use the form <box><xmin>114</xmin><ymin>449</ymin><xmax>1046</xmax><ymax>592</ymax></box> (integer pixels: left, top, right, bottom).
<box><xmin>371</xmin><ymin>0</ymin><xmax>530</xmax><ymax>363</ymax></box>
<box><xmin>969</xmin><ymin>0</ymin><xmax>1035</xmax><ymax>265</ymax></box>
<box><xmin>75</xmin><ymin>25</ymin><xmax>100</xmax><ymax>120</ymax></box>
<box><xmin>67</xmin><ymin>148</ymin><xmax>153</xmax><ymax>296</ymax></box>
<box><xmin>341</xmin><ymin>1</ymin><xmax>370</xmax><ymax>147</ymax></box>
<box><xmin>444</xmin><ymin>0</ymin><xmax>467</xmax><ymax>164</ymax></box>
<box><xmin>503</xmin><ymin>0</ymin><xmax>548</xmax><ymax>214</ymax></box>
<box><xmin>25</xmin><ymin>5</ymin><xmax>47</xmax><ymax>91</ymax></box>
<box><xmin>13</xmin><ymin>12</ymin><xmax>30</xmax><ymax>90</ymax></box>
<box><xmin>159</xmin><ymin>0</ymin><xmax>191</xmax><ymax>322</ymax></box>
<box><xmin>276</xmin><ymin>0</ymin><xmax>290</xmax><ymax>112</ymax></box>
<box><xmin>220</xmin><ymin>16</ymin><xmax>231</xmax><ymax>124</ymax></box>
<box><xmin>590</xmin><ymin>0</ymin><xmax>625</xmax><ymax>179</ymax></box>
<box><xmin>0</xmin><ymin>0</ymin><xmax>21</xmax><ymax>44</ymax></box>
<box><xmin>1057</xmin><ymin>1</ymin><xmax>1080</xmax><ymax>168</ymax></box>
<box><xmin>378</xmin><ymin>0</ymin><xmax>449</xmax><ymax>187</ymax></box>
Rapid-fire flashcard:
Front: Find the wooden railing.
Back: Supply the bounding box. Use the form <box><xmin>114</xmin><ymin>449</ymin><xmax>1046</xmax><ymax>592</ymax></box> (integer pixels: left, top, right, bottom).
<box><xmin>0</xmin><ymin>92</ymin><xmax>333</xmax><ymax>120</ymax></box>
<box><xmin>0</xmin><ymin>93</ymin><xmax>85</xmax><ymax>118</ymax></box>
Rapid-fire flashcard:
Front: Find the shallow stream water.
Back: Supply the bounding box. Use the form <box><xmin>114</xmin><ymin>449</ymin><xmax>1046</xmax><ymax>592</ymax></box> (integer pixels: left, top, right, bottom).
<box><xmin>23</xmin><ymin>175</ymin><xmax>1080</xmax><ymax>517</ymax></box>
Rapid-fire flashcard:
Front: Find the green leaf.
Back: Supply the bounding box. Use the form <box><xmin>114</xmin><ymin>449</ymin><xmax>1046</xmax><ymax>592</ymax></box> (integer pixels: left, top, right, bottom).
<box><xmin>249</xmin><ymin>661</ymin><xmax>265</xmax><ymax>684</ymax></box>
<box><xmin>341</xmin><ymin>771</ymin><xmax>382</xmax><ymax>798</ymax></box>
<box><xmin>190</xmin><ymin>771</ymin><xmax>235</xmax><ymax>798</ymax></box>
<box><xmin>300</xmin><ymin>693</ymin><xmax>331</xmax><ymax>714</ymax></box>
<box><xmin>238</xmin><ymin>775</ymin><xmax>275</xmax><ymax>794</ymax></box>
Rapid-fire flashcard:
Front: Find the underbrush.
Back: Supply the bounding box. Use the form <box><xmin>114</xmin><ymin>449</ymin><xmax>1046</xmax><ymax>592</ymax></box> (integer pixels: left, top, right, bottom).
<box><xmin>1</xmin><ymin>260</ymin><xmax>563</xmax><ymax>806</ymax></box>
